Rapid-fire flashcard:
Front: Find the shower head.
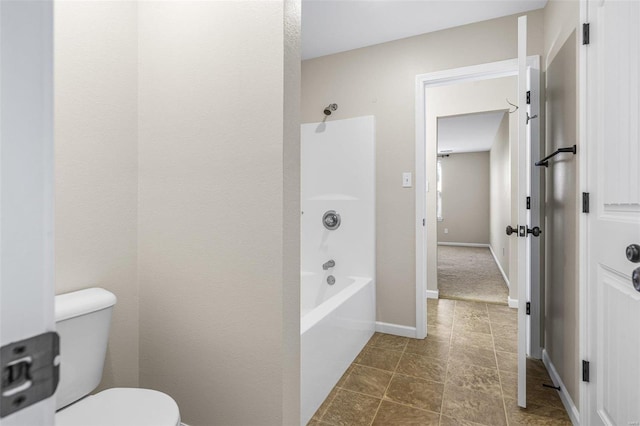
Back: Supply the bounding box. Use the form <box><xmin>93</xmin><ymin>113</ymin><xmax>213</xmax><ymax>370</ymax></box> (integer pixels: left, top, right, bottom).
<box><xmin>323</xmin><ymin>103</ymin><xmax>338</xmax><ymax>116</ymax></box>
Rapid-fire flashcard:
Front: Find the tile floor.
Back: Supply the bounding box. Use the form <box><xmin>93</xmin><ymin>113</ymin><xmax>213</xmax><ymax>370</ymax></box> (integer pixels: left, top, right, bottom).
<box><xmin>308</xmin><ymin>299</ymin><xmax>572</xmax><ymax>425</ymax></box>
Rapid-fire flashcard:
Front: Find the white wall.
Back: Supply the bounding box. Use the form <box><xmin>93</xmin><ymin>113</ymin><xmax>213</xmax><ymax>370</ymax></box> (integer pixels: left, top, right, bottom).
<box><xmin>137</xmin><ymin>2</ymin><xmax>300</xmax><ymax>424</ymax></box>
<box><xmin>301</xmin><ymin>116</ymin><xmax>375</xmax><ymax>280</ymax></box>
<box><xmin>489</xmin><ymin>113</ymin><xmax>511</xmax><ymax>280</ymax></box>
<box><xmin>54</xmin><ymin>0</ymin><xmax>139</xmax><ymax>390</ymax></box>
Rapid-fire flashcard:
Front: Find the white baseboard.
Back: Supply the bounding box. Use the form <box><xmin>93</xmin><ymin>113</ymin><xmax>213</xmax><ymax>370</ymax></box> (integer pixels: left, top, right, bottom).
<box><xmin>375</xmin><ymin>321</ymin><xmax>417</xmax><ymax>338</ymax></box>
<box><xmin>426</xmin><ymin>290</ymin><xmax>439</xmax><ymax>299</ymax></box>
<box><xmin>508</xmin><ymin>297</ymin><xmax>518</xmax><ymax>309</ymax></box>
<box><xmin>438</xmin><ymin>242</ymin><xmax>490</xmax><ymax>248</ymax></box>
<box><xmin>488</xmin><ymin>245</ymin><xmax>510</xmax><ymax>289</ymax></box>
<box><xmin>542</xmin><ymin>349</ymin><xmax>580</xmax><ymax>425</ymax></box>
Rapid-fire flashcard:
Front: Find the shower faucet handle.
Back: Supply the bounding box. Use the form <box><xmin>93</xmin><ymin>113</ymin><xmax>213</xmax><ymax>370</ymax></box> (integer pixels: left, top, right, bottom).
<box><xmin>322</xmin><ymin>260</ymin><xmax>335</xmax><ymax>270</ymax></box>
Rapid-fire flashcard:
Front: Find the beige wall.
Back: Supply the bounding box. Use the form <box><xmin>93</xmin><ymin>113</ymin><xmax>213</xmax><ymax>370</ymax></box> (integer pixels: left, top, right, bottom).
<box><xmin>137</xmin><ymin>2</ymin><xmax>300</xmax><ymax>425</ymax></box>
<box><xmin>437</xmin><ymin>152</ymin><xmax>490</xmax><ymax>244</ymax></box>
<box><xmin>489</xmin><ymin>114</ymin><xmax>511</xmax><ymax>281</ymax></box>
<box><xmin>543</xmin><ymin>0</ymin><xmax>580</xmax><ymax>408</ymax></box>
<box><xmin>302</xmin><ymin>12</ymin><xmax>542</xmax><ymax>326</ymax></box>
<box><xmin>54</xmin><ymin>1</ymin><xmax>139</xmax><ymax>390</ymax></box>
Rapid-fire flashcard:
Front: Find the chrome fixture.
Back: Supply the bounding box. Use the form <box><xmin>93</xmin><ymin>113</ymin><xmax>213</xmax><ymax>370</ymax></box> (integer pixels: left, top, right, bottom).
<box><xmin>323</xmin><ymin>104</ymin><xmax>338</xmax><ymax>116</ymax></box>
<box><xmin>322</xmin><ymin>210</ymin><xmax>341</xmax><ymax>230</ymax></box>
<box><xmin>322</xmin><ymin>260</ymin><xmax>335</xmax><ymax>270</ymax></box>
<box><xmin>327</xmin><ymin>275</ymin><xmax>336</xmax><ymax>285</ymax></box>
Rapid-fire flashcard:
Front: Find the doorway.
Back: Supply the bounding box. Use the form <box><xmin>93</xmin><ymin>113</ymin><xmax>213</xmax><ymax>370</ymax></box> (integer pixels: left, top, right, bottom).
<box><xmin>435</xmin><ymin>109</ymin><xmax>513</xmax><ymax>305</ymax></box>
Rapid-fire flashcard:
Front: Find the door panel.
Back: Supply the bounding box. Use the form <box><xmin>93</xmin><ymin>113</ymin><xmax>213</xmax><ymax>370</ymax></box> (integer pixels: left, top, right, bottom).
<box><xmin>587</xmin><ymin>0</ymin><xmax>640</xmax><ymax>425</ymax></box>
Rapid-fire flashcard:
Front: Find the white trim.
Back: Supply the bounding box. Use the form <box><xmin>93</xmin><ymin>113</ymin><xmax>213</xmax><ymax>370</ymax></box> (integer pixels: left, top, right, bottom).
<box><xmin>489</xmin><ymin>245</ymin><xmax>510</xmax><ymax>289</ymax></box>
<box><xmin>425</xmin><ymin>290</ymin><xmax>439</xmax><ymax>300</ymax></box>
<box><xmin>438</xmin><ymin>242</ymin><xmax>489</xmax><ymax>248</ymax></box>
<box><xmin>375</xmin><ymin>321</ymin><xmax>417</xmax><ymax>338</ymax></box>
<box><xmin>508</xmin><ymin>297</ymin><xmax>519</xmax><ymax>309</ymax></box>
<box><xmin>542</xmin><ymin>350</ymin><xmax>581</xmax><ymax>425</ymax></box>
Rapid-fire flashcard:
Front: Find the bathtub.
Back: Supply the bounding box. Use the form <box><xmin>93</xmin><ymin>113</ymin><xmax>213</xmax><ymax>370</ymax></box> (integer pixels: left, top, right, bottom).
<box><xmin>300</xmin><ymin>271</ymin><xmax>375</xmax><ymax>425</ymax></box>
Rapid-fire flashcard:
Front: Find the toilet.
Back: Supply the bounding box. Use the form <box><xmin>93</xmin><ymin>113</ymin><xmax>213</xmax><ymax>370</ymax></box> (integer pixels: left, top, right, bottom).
<box><xmin>54</xmin><ymin>288</ymin><xmax>181</xmax><ymax>426</ymax></box>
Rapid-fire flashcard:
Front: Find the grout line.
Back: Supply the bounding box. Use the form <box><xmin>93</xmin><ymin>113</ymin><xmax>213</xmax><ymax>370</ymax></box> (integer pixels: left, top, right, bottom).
<box><xmin>368</xmin><ymin>331</ymin><xmax>409</xmax><ymax>426</ymax></box>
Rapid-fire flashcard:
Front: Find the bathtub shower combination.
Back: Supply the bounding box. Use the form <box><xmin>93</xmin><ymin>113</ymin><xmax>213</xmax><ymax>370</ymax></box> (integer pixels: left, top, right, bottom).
<box><xmin>300</xmin><ymin>115</ymin><xmax>376</xmax><ymax>425</ymax></box>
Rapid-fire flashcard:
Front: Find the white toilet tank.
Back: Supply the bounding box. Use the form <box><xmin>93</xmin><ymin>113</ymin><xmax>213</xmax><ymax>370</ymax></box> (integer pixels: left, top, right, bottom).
<box><xmin>54</xmin><ymin>288</ymin><xmax>117</xmax><ymax>410</ymax></box>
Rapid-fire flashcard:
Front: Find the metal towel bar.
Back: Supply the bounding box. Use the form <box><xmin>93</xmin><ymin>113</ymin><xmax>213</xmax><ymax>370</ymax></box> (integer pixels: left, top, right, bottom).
<box><xmin>535</xmin><ymin>144</ymin><xmax>577</xmax><ymax>167</ymax></box>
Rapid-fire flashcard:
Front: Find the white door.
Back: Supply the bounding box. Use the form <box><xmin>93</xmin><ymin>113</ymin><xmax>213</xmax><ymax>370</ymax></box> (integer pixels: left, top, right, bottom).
<box><xmin>0</xmin><ymin>1</ymin><xmax>57</xmax><ymax>425</ymax></box>
<box><xmin>586</xmin><ymin>0</ymin><xmax>640</xmax><ymax>425</ymax></box>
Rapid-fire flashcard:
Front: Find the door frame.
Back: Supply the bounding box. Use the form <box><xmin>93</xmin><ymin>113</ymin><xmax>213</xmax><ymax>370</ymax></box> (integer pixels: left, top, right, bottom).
<box><xmin>414</xmin><ymin>57</ymin><xmax>540</xmax><ymax>344</ymax></box>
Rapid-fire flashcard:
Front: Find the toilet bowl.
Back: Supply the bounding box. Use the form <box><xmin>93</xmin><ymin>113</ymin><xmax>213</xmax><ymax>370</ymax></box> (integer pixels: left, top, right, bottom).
<box><xmin>54</xmin><ymin>288</ymin><xmax>180</xmax><ymax>426</ymax></box>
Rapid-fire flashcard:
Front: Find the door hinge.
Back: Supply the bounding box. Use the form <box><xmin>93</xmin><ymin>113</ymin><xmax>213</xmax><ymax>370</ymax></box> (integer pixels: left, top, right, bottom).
<box><xmin>526</xmin><ymin>302</ymin><xmax>531</xmax><ymax>315</ymax></box>
<box><xmin>526</xmin><ymin>91</ymin><xmax>531</xmax><ymax>105</ymax></box>
<box><xmin>582</xmin><ymin>192</ymin><xmax>590</xmax><ymax>213</ymax></box>
<box><xmin>1</xmin><ymin>332</ymin><xmax>60</xmax><ymax>418</ymax></box>
<box><xmin>583</xmin><ymin>23</ymin><xmax>590</xmax><ymax>45</ymax></box>
<box><xmin>526</xmin><ymin>197</ymin><xmax>531</xmax><ymax>210</ymax></box>
<box><xmin>422</xmin><ymin>218</ymin><xmax>425</xmax><ymax>226</ymax></box>
<box><xmin>582</xmin><ymin>360</ymin><xmax>590</xmax><ymax>382</ymax></box>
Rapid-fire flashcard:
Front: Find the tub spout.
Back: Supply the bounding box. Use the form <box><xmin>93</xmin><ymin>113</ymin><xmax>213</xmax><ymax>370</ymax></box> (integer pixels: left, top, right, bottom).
<box><xmin>322</xmin><ymin>260</ymin><xmax>335</xmax><ymax>270</ymax></box>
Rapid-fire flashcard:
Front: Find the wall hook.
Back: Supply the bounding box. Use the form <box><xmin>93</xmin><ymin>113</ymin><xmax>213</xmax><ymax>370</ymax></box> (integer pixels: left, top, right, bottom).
<box><xmin>506</xmin><ymin>98</ymin><xmax>519</xmax><ymax>114</ymax></box>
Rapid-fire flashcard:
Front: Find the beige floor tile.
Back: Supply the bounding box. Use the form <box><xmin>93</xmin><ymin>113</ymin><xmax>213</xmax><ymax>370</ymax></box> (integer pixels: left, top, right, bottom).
<box><xmin>449</xmin><ymin>345</ymin><xmax>497</xmax><ymax>370</ymax></box>
<box><xmin>405</xmin><ymin>337</ymin><xmax>451</xmax><ymax>360</ymax></box>
<box><xmin>312</xmin><ymin>388</ymin><xmax>338</xmax><ymax>421</ymax></box>
<box><xmin>499</xmin><ymin>371</ymin><xmax>518</xmax><ymax>398</ymax></box>
<box><xmin>322</xmin><ymin>389</ymin><xmax>381</xmax><ymax>426</ymax></box>
<box><xmin>396</xmin><ymin>352</ymin><xmax>448</xmax><ymax>383</ymax></box>
<box><xmin>527</xmin><ymin>358</ymin><xmax>553</xmax><ymax>379</ymax></box>
<box><xmin>341</xmin><ymin>365</ymin><xmax>393</xmax><ymax>398</ymax></box>
<box><xmin>439</xmin><ymin>415</ymin><xmax>487</xmax><ymax>425</ymax></box>
<box><xmin>454</xmin><ymin>301</ymin><xmax>488</xmax><ymax>313</ymax></box>
<box><xmin>451</xmin><ymin>331</ymin><xmax>494</xmax><ymax>351</ymax></box>
<box><xmin>495</xmin><ymin>351</ymin><xmax>518</xmax><ymax>375</ymax></box>
<box><xmin>372</xmin><ymin>401</ymin><xmax>440</xmax><ymax>425</ymax></box>
<box><xmin>491</xmin><ymin>322</ymin><xmax>517</xmax><ymax>339</ymax></box>
<box><xmin>441</xmin><ymin>383</ymin><xmax>507</xmax><ymax>426</ymax></box>
<box><xmin>488</xmin><ymin>309</ymin><xmax>517</xmax><ymax>325</ymax></box>
<box><xmin>428</xmin><ymin>325</ymin><xmax>453</xmax><ymax>342</ymax></box>
<box><xmin>453</xmin><ymin>320</ymin><xmax>492</xmax><ymax>335</ymax></box>
<box><xmin>384</xmin><ymin>374</ymin><xmax>444</xmax><ymax>412</ymax></box>
<box><xmin>369</xmin><ymin>332</ymin><xmax>410</xmax><ymax>351</ymax></box>
<box><xmin>335</xmin><ymin>365</ymin><xmax>353</xmax><ymax>388</ymax></box>
<box><xmin>355</xmin><ymin>346</ymin><xmax>403</xmax><ymax>372</ymax></box>
<box><xmin>504</xmin><ymin>397</ymin><xmax>572</xmax><ymax>425</ymax></box>
<box><xmin>454</xmin><ymin>309</ymin><xmax>490</xmax><ymax>323</ymax></box>
<box><xmin>429</xmin><ymin>313</ymin><xmax>454</xmax><ymax>327</ymax></box>
<box><xmin>446</xmin><ymin>360</ymin><xmax>502</xmax><ymax>396</ymax></box>
<box><xmin>493</xmin><ymin>336</ymin><xmax>517</xmax><ymax>353</ymax></box>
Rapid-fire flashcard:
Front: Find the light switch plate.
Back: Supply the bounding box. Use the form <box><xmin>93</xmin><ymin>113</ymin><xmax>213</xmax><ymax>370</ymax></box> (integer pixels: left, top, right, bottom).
<box><xmin>402</xmin><ymin>172</ymin><xmax>412</xmax><ymax>188</ymax></box>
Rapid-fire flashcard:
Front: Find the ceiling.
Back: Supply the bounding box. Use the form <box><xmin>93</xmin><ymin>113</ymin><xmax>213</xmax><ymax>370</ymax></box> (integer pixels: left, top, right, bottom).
<box><xmin>301</xmin><ymin>0</ymin><xmax>547</xmax><ymax>60</ymax></box>
<box><xmin>437</xmin><ymin>111</ymin><xmax>507</xmax><ymax>154</ymax></box>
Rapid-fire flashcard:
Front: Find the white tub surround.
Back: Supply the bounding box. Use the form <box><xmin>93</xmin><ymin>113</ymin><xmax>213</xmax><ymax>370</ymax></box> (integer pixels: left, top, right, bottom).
<box><xmin>300</xmin><ymin>116</ymin><xmax>375</xmax><ymax>425</ymax></box>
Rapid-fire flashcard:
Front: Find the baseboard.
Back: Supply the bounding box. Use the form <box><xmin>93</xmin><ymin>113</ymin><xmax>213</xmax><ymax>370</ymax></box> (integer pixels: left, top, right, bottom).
<box><xmin>426</xmin><ymin>290</ymin><xmax>439</xmax><ymax>299</ymax></box>
<box><xmin>375</xmin><ymin>321</ymin><xmax>417</xmax><ymax>338</ymax></box>
<box><xmin>438</xmin><ymin>242</ymin><xmax>490</xmax><ymax>248</ymax></box>
<box><xmin>542</xmin><ymin>349</ymin><xmax>580</xmax><ymax>425</ymax></box>
<box><xmin>508</xmin><ymin>297</ymin><xmax>518</xmax><ymax>309</ymax></box>
<box><xmin>488</xmin><ymin>245</ymin><xmax>510</xmax><ymax>289</ymax></box>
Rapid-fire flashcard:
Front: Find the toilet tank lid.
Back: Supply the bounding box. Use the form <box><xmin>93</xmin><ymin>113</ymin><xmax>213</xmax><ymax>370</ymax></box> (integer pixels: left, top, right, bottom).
<box><xmin>55</xmin><ymin>288</ymin><xmax>117</xmax><ymax>322</ymax></box>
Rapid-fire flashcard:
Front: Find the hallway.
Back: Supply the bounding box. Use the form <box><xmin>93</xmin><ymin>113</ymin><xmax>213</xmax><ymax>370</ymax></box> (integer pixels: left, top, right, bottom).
<box><xmin>438</xmin><ymin>246</ymin><xmax>509</xmax><ymax>304</ymax></box>
<box><xmin>308</xmin><ymin>299</ymin><xmax>571</xmax><ymax>425</ymax></box>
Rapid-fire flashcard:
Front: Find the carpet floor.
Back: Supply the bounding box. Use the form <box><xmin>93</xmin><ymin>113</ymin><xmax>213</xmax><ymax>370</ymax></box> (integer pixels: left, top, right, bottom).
<box><xmin>437</xmin><ymin>245</ymin><xmax>509</xmax><ymax>305</ymax></box>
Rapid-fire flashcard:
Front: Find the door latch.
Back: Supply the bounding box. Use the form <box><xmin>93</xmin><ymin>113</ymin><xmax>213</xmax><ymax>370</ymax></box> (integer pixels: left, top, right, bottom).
<box><xmin>1</xmin><ymin>332</ymin><xmax>60</xmax><ymax>418</ymax></box>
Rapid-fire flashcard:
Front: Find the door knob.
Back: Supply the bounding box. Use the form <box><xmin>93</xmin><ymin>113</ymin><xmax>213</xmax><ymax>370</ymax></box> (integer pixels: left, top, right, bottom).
<box><xmin>506</xmin><ymin>225</ymin><xmax>518</xmax><ymax>236</ymax></box>
<box><xmin>626</xmin><ymin>244</ymin><xmax>640</xmax><ymax>263</ymax></box>
<box><xmin>527</xmin><ymin>226</ymin><xmax>542</xmax><ymax>237</ymax></box>
<box><xmin>633</xmin><ymin>267</ymin><xmax>640</xmax><ymax>292</ymax></box>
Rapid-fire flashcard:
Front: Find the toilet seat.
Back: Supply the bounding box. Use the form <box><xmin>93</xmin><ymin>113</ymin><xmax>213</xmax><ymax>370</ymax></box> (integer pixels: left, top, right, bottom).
<box><xmin>55</xmin><ymin>388</ymin><xmax>181</xmax><ymax>426</ymax></box>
